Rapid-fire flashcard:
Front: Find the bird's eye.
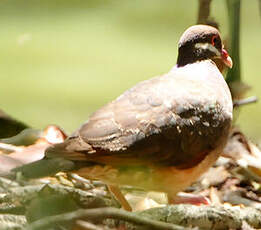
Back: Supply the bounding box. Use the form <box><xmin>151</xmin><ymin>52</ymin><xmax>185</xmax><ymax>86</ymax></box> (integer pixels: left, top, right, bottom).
<box><xmin>211</xmin><ymin>35</ymin><xmax>218</xmax><ymax>46</ymax></box>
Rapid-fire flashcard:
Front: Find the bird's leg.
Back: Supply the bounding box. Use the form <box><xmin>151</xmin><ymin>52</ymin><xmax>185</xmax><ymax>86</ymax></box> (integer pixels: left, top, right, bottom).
<box><xmin>108</xmin><ymin>185</ymin><xmax>132</xmax><ymax>211</ymax></box>
<box><xmin>169</xmin><ymin>192</ymin><xmax>210</xmax><ymax>205</ymax></box>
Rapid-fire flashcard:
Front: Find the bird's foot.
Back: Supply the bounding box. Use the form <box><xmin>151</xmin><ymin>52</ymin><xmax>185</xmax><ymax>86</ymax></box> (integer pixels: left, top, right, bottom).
<box><xmin>108</xmin><ymin>185</ymin><xmax>132</xmax><ymax>211</ymax></box>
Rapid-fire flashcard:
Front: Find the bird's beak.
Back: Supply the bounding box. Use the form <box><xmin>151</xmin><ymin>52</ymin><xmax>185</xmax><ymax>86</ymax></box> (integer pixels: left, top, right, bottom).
<box><xmin>221</xmin><ymin>48</ymin><xmax>233</xmax><ymax>68</ymax></box>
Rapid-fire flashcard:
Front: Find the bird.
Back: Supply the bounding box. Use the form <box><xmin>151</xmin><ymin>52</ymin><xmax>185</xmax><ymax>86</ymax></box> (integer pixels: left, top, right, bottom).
<box><xmin>13</xmin><ymin>25</ymin><xmax>233</xmax><ymax>211</ymax></box>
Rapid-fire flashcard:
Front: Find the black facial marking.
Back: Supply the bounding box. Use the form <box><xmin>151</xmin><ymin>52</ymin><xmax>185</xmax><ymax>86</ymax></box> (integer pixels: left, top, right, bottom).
<box><xmin>177</xmin><ymin>25</ymin><xmax>223</xmax><ymax>67</ymax></box>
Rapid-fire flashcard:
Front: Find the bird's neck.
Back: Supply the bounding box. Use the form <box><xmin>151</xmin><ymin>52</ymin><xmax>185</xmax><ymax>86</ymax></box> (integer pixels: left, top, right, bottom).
<box><xmin>176</xmin><ymin>46</ymin><xmax>211</xmax><ymax>67</ymax></box>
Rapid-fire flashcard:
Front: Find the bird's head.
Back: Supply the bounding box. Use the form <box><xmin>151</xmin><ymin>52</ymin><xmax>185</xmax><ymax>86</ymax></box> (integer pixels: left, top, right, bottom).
<box><xmin>177</xmin><ymin>25</ymin><xmax>233</xmax><ymax>69</ymax></box>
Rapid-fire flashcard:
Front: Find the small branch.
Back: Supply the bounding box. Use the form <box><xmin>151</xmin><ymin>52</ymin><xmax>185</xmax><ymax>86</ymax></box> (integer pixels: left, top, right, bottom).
<box><xmin>76</xmin><ymin>220</ymin><xmax>108</xmax><ymax>230</ymax></box>
<box><xmin>259</xmin><ymin>0</ymin><xmax>261</xmax><ymax>19</ymax></box>
<box><xmin>197</xmin><ymin>0</ymin><xmax>212</xmax><ymax>24</ymax></box>
<box><xmin>69</xmin><ymin>173</ymin><xmax>105</xmax><ymax>187</ymax></box>
<box><xmin>0</xmin><ymin>176</ymin><xmax>19</xmax><ymax>189</ymax></box>
<box><xmin>0</xmin><ymin>183</ymin><xmax>114</xmax><ymax>215</ymax></box>
<box><xmin>24</xmin><ymin>205</ymin><xmax>261</xmax><ymax>230</ymax></box>
<box><xmin>226</xmin><ymin>0</ymin><xmax>243</xmax><ymax>99</ymax></box>
<box><xmin>26</xmin><ymin>207</ymin><xmax>187</xmax><ymax>230</ymax></box>
<box><xmin>141</xmin><ymin>205</ymin><xmax>261</xmax><ymax>230</ymax></box>
<box><xmin>0</xmin><ymin>143</ymin><xmax>22</xmax><ymax>153</ymax></box>
<box><xmin>0</xmin><ymin>214</ymin><xmax>26</xmax><ymax>229</ymax></box>
<box><xmin>233</xmin><ymin>96</ymin><xmax>258</xmax><ymax>108</ymax></box>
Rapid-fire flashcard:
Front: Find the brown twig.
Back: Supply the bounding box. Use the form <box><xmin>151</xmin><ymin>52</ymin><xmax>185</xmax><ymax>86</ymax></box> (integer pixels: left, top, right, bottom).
<box><xmin>108</xmin><ymin>185</ymin><xmax>132</xmax><ymax>211</ymax></box>
<box><xmin>197</xmin><ymin>0</ymin><xmax>212</xmax><ymax>24</ymax></box>
<box><xmin>259</xmin><ymin>0</ymin><xmax>261</xmax><ymax>17</ymax></box>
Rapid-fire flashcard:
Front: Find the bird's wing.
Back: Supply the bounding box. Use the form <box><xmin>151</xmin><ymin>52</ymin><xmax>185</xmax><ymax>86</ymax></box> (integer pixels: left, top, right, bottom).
<box><xmin>46</xmin><ymin>62</ymin><xmax>232</xmax><ymax>168</ymax></box>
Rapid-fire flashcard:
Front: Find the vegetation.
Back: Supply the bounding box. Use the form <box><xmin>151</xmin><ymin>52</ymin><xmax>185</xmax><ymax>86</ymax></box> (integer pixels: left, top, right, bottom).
<box><xmin>0</xmin><ymin>0</ymin><xmax>260</xmax><ymax>140</ymax></box>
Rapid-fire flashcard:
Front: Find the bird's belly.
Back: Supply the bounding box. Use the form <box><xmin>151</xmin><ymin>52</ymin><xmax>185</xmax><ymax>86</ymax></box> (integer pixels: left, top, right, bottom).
<box><xmin>154</xmin><ymin>147</ymin><xmax>220</xmax><ymax>196</ymax></box>
<box><xmin>74</xmin><ymin>146</ymin><xmax>221</xmax><ymax>196</ymax></box>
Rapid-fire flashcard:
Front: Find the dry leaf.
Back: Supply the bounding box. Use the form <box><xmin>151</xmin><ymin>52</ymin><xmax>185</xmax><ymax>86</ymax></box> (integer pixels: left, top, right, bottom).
<box><xmin>0</xmin><ymin>125</ymin><xmax>67</xmax><ymax>175</ymax></box>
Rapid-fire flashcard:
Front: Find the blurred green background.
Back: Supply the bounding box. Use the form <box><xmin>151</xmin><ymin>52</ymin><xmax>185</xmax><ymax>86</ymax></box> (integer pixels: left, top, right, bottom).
<box><xmin>0</xmin><ymin>0</ymin><xmax>260</xmax><ymax>141</ymax></box>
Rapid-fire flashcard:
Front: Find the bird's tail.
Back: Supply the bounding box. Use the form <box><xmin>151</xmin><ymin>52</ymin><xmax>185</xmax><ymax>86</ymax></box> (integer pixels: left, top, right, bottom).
<box><xmin>10</xmin><ymin>137</ymin><xmax>93</xmax><ymax>179</ymax></box>
<box><xmin>11</xmin><ymin>157</ymin><xmax>75</xmax><ymax>179</ymax></box>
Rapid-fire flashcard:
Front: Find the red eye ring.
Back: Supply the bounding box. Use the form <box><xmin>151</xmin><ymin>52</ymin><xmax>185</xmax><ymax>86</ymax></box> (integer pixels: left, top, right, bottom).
<box><xmin>211</xmin><ymin>35</ymin><xmax>218</xmax><ymax>46</ymax></box>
